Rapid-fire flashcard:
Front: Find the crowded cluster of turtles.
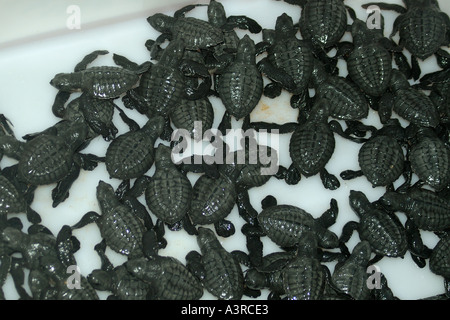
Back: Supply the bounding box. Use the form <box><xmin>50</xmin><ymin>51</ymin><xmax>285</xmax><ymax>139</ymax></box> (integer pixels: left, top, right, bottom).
<box><xmin>0</xmin><ymin>0</ymin><xmax>449</xmax><ymax>300</ymax></box>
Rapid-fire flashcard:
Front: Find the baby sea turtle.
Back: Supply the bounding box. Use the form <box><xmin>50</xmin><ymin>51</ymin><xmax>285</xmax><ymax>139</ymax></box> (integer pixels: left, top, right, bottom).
<box><xmin>50</xmin><ymin>50</ymin><xmax>149</xmax><ymax>99</ymax></box>
<box><xmin>341</xmin><ymin>190</ymin><xmax>407</xmax><ymax>260</ymax></box>
<box><xmin>382</xmin><ymin>70</ymin><xmax>440</xmax><ymax>128</ymax></box>
<box><xmin>87</xmin><ymin>239</ymin><xmax>151</xmax><ymax>300</ymax></box>
<box><xmin>105</xmin><ymin>116</ymin><xmax>165</xmax><ymax>180</ymax></box>
<box><xmin>331</xmin><ymin>240</ymin><xmax>373</xmax><ymax>300</ymax></box>
<box><xmin>344</xmin><ymin>13</ymin><xmax>396</xmax><ymax>97</ymax></box>
<box><xmin>209</xmin><ymin>0</ymin><xmax>260</xmax><ymax>66</ymax></box>
<box><xmin>289</xmin><ymin>99</ymin><xmax>340</xmax><ymax>190</ymax></box>
<box><xmin>281</xmin><ymin>231</ymin><xmax>327</xmax><ymax>300</ymax></box>
<box><xmin>125</xmin><ymin>255</ymin><xmax>204</xmax><ymax>300</ymax></box>
<box><xmin>216</xmin><ymin>35</ymin><xmax>263</xmax><ymax>120</ymax></box>
<box><xmin>244</xmin><ymin>250</ymin><xmax>297</xmax><ymax>299</ymax></box>
<box><xmin>429</xmin><ymin>235</ymin><xmax>450</xmax><ymax>279</ymax></box>
<box><xmin>232</xmin><ymin>141</ymin><xmax>277</xmax><ymax>191</ymax></box>
<box><xmin>126</xmin><ymin>40</ymin><xmax>191</xmax><ymax>118</ymax></box>
<box><xmin>257</xmin><ymin>13</ymin><xmax>314</xmax><ymax>96</ymax></box>
<box><xmin>176</xmin><ymin>0</ymin><xmax>261</xmax><ymax>70</ymax></box>
<box><xmin>0</xmin><ymin>120</ymin><xmax>102</xmax><ymax>207</ymax></box>
<box><xmin>0</xmin><ymin>225</ymin><xmax>78</xmax><ymax>270</ymax></box>
<box><xmin>147</xmin><ymin>9</ymin><xmax>224</xmax><ymax>51</ymax></box>
<box><xmin>283</xmin><ymin>0</ymin><xmax>347</xmax><ymax>50</ymax></box>
<box><xmin>193</xmin><ymin>227</ymin><xmax>244</xmax><ymax>300</ymax></box>
<box><xmin>0</xmin><ymin>120</ymin><xmax>84</xmax><ymax>185</ymax></box>
<box><xmin>72</xmin><ymin>180</ymin><xmax>147</xmax><ymax>259</ymax></box>
<box><xmin>36</xmin><ymin>255</ymin><xmax>99</xmax><ymax>300</ymax></box>
<box><xmin>67</xmin><ymin>93</ymin><xmax>120</xmax><ymax>141</ymax></box>
<box><xmin>88</xmin><ymin>264</ymin><xmax>149</xmax><ymax>300</ymax></box>
<box><xmin>380</xmin><ymin>187</ymin><xmax>450</xmax><ymax>232</ymax></box>
<box><xmin>144</xmin><ymin>144</ymin><xmax>192</xmax><ymax>225</ymax></box>
<box><xmin>362</xmin><ymin>0</ymin><xmax>450</xmax><ymax>75</ymax></box>
<box><xmin>169</xmin><ymin>97</ymin><xmax>215</xmax><ymax>138</ymax></box>
<box><xmin>340</xmin><ymin>119</ymin><xmax>406</xmax><ymax>188</ymax></box>
<box><xmin>188</xmin><ymin>161</ymin><xmax>241</xmax><ymax>226</ymax></box>
<box><xmin>1</xmin><ymin>224</ymin><xmax>92</xmax><ymax>299</ymax></box>
<box><xmin>0</xmin><ymin>167</ymin><xmax>40</xmax><ymax>224</ymax></box>
<box><xmin>405</xmin><ymin>125</ymin><xmax>450</xmax><ymax>191</ymax></box>
<box><xmin>257</xmin><ymin>199</ymin><xmax>339</xmax><ymax>249</ymax></box>
<box><xmin>311</xmin><ymin>59</ymin><xmax>369</xmax><ymax>121</ymax></box>
<box><xmin>419</xmin><ymin>68</ymin><xmax>450</xmax><ymax>123</ymax></box>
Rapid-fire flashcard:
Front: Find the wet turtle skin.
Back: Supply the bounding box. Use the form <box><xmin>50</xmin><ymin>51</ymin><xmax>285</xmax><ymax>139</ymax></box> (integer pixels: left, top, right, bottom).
<box><xmin>18</xmin><ymin>135</ymin><xmax>73</xmax><ymax>185</ymax></box>
<box><xmin>429</xmin><ymin>235</ymin><xmax>450</xmax><ymax>279</ymax></box>
<box><xmin>331</xmin><ymin>241</ymin><xmax>372</xmax><ymax>300</ymax></box>
<box><xmin>169</xmin><ymin>97</ymin><xmax>215</xmax><ymax>138</ymax></box>
<box><xmin>421</xmin><ymin>68</ymin><xmax>450</xmax><ymax>122</ymax></box>
<box><xmin>383</xmin><ymin>0</ymin><xmax>448</xmax><ymax>60</ymax></box>
<box><xmin>358</xmin><ymin>135</ymin><xmax>405</xmax><ymax>187</ymax></box>
<box><xmin>50</xmin><ymin>66</ymin><xmax>142</xmax><ymax>99</ymax></box>
<box><xmin>381</xmin><ymin>188</ymin><xmax>450</xmax><ymax>232</ymax></box>
<box><xmin>129</xmin><ymin>40</ymin><xmax>187</xmax><ymax>117</ymax></box>
<box><xmin>0</xmin><ymin>227</ymin><xmax>63</xmax><ymax>270</ymax></box>
<box><xmin>94</xmin><ymin>181</ymin><xmax>147</xmax><ymax>259</ymax></box>
<box><xmin>233</xmin><ymin>145</ymin><xmax>276</xmax><ymax>190</ymax></box>
<box><xmin>105</xmin><ymin>116</ymin><xmax>165</xmax><ymax>180</ymax></box>
<box><xmin>11</xmin><ymin>121</ymin><xmax>88</xmax><ymax>186</ymax></box>
<box><xmin>282</xmin><ymin>232</ymin><xmax>326</xmax><ymax>300</ymax></box>
<box><xmin>257</xmin><ymin>204</ymin><xmax>339</xmax><ymax>249</ymax></box>
<box><xmin>126</xmin><ymin>256</ymin><xmax>204</xmax><ymax>300</ymax></box>
<box><xmin>398</xmin><ymin>0</ymin><xmax>449</xmax><ymax>60</ymax></box>
<box><xmin>389</xmin><ymin>70</ymin><xmax>439</xmax><ymax>128</ymax></box>
<box><xmin>289</xmin><ymin>100</ymin><xmax>335</xmax><ymax>177</ymax></box>
<box><xmin>262</xmin><ymin>13</ymin><xmax>314</xmax><ymax>94</ymax></box>
<box><xmin>0</xmin><ymin>225</ymin><xmax>93</xmax><ymax>299</ymax></box>
<box><xmin>347</xmin><ymin>190</ymin><xmax>408</xmax><ymax>258</ymax></box>
<box><xmin>88</xmin><ymin>264</ymin><xmax>151</xmax><ymax>300</ymax></box>
<box><xmin>347</xmin><ymin>20</ymin><xmax>393</xmax><ymax>97</ymax></box>
<box><xmin>408</xmin><ymin>128</ymin><xmax>450</xmax><ymax>191</ymax></box>
<box><xmin>189</xmin><ymin>165</ymin><xmax>238</xmax><ymax>225</ymax></box>
<box><xmin>147</xmin><ymin>13</ymin><xmax>224</xmax><ymax>51</ymax></box>
<box><xmin>244</xmin><ymin>251</ymin><xmax>296</xmax><ymax>297</ymax></box>
<box><xmin>217</xmin><ymin>35</ymin><xmax>263</xmax><ymax>120</ymax></box>
<box><xmin>0</xmin><ymin>174</ymin><xmax>28</xmax><ymax>215</ymax></box>
<box><xmin>299</xmin><ymin>0</ymin><xmax>347</xmax><ymax>49</ymax></box>
<box><xmin>62</xmin><ymin>94</ymin><xmax>117</xmax><ymax>141</ymax></box>
<box><xmin>77</xmin><ymin>93</ymin><xmax>119</xmax><ymax>141</ymax></box>
<box><xmin>208</xmin><ymin>4</ymin><xmax>238</xmax><ymax>60</ymax></box>
<box><xmin>312</xmin><ymin>60</ymin><xmax>369</xmax><ymax>121</ymax></box>
<box><xmin>145</xmin><ymin>144</ymin><xmax>192</xmax><ymax>225</ymax></box>
<box><xmin>37</xmin><ymin>255</ymin><xmax>99</xmax><ymax>300</ymax></box>
<box><xmin>197</xmin><ymin>227</ymin><xmax>244</xmax><ymax>300</ymax></box>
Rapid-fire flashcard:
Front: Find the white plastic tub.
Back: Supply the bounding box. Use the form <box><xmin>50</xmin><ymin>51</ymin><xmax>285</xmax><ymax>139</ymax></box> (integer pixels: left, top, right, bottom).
<box><xmin>0</xmin><ymin>0</ymin><xmax>448</xmax><ymax>300</ymax></box>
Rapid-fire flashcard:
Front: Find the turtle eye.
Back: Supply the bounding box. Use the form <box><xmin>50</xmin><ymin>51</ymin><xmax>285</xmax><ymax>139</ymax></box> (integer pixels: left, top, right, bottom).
<box><xmin>155</xmin><ymin>17</ymin><xmax>164</xmax><ymax>27</ymax></box>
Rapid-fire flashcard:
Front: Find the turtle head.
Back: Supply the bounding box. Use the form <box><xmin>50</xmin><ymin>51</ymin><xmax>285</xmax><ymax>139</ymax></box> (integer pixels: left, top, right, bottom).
<box><xmin>349</xmin><ymin>190</ymin><xmax>372</xmax><ymax>217</ymax></box>
<box><xmin>197</xmin><ymin>227</ymin><xmax>220</xmax><ymax>248</ymax></box>
<box><xmin>0</xmin><ymin>226</ymin><xmax>25</xmax><ymax>250</ymax></box>
<box><xmin>275</xmin><ymin>13</ymin><xmax>296</xmax><ymax>39</ymax></box>
<box><xmin>87</xmin><ymin>269</ymin><xmax>112</xmax><ymax>291</ymax></box>
<box><xmin>50</xmin><ymin>72</ymin><xmax>80</xmax><ymax>92</ymax></box>
<box><xmin>244</xmin><ymin>269</ymin><xmax>267</xmax><ymax>290</ymax></box>
<box><xmin>208</xmin><ymin>0</ymin><xmax>227</xmax><ymax>27</ymax></box>
<box><xmin>147</xmin><ymin>13</ymin><xmax>174</xmax><ymax>33</ymax></box>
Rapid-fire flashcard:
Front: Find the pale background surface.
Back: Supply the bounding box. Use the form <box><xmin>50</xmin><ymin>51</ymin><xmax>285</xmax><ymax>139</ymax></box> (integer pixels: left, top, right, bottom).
<box><xmin>0</xmin><ymin>0</ymin><xmax>448</xmax><ymax>300</ymax></box>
